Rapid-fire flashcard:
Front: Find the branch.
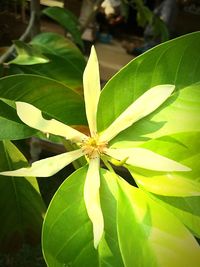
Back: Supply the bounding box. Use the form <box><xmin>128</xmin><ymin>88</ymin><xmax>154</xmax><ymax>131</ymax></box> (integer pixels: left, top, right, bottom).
<box><xmin>0</xmin><ymin>11</ymin><xmax>36</xmax><ymax>65</ymax></box>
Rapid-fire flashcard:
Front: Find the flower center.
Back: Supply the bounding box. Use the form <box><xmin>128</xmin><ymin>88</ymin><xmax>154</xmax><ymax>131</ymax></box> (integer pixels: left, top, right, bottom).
<box><xmin>81</xmin><ymin>136</ymin><xmax>107</xmax><ymax>159</ymax></box>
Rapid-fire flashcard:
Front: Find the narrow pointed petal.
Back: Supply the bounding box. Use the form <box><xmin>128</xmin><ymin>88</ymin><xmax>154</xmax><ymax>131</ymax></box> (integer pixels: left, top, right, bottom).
<box><xmin>16</xmin><ymin>102</ymin><xmax>87</xmax><ymax>142</ymax></box>
<box><xmin>83</xmin><ymin>46</ymin><xmax>101</xmax><ymax>137</ymax></box>
<box><xmin>99</xmin><ymin>85</ymin><xmax>175</xmax><ymax>142</ymax></box>
<box><xmin>106</xmin><ymin>147</ymin><xmax>191</xmax><ymax>172</ymax></box>
<box><xmin>0</xmin><ymin>149</ymin><xmax>83</xmax><ymax>177</ymax></box>
<box><xmin>84</xmin><ymin>158</ymin><xmax>104</xmax><ymax>248</ymax></box>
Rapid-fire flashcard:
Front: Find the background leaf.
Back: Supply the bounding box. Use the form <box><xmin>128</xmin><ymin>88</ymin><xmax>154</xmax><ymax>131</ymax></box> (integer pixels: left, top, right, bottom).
<box><xmin>43</xmin><ymin>7</ymin><xmax>84</xmax><ymax>49</ymax></box>
<box><xmin>8</xmin><ymin>40</ymin><xmax>49</xmax><ymax>65</ymax></box>
<box><xmin>0</xmin><ymin>74</ymin><xmax>87</xmax><ymax>128</ymax></box>
<box><xmin>0</xmin><ymin>140</ymin><xmax>46</xmax><ymax>252</ymax></box>
<box><xmin>0</xmin><ymin>99</ymin><xmax>36</xmax><ymax>140</ymax></box>
<box><xmin>9</xmin><ymin>33</ymin><xmax>86</xmax><ymax>90</ymax></box>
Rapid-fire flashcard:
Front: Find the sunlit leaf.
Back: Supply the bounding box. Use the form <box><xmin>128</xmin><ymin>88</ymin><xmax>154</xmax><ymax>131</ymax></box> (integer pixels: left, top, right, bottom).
<box><xmin>117</xmin><ymin>178</ymin><xmax>200</xmax><ymax>267</ymax></box>
<box><xmin>97</xmin><ymin>32</ymin><xmax>200</xmax><ymax>143</ymax></box>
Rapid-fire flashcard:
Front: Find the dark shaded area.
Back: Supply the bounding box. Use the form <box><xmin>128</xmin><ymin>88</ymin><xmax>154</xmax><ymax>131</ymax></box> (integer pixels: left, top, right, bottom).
<box><xmin>0</xmin><ymin>12</ymin><xmax>27</xmax><ymax>47</ymax></box>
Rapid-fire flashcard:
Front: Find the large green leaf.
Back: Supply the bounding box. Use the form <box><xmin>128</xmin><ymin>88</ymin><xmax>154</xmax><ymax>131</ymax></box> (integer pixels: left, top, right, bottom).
<box><xmin>108</xmin><ymin>83</ymin><xmax>200</xmax><ymax>147</ymax></box>
<box><xmin>0</xmin><ymin>140</ymin><xmax>46</xmax><ymax>252</ymax></box>
<box><xmin>10</xmin><ymin>33</ymin><xmax>86</xmax><ymax>90</ymax></box>
<box><xmin>42</xmin><ymin>166</ymin><xmax>124</xmax><ymax>267</ymax></box>
<box><xmin>97</xmin><ymin>32</ymin><xmax>200</xmax><ymax>141</ymax></box>
<box><xmin>131</xmin><ymin>132</ymin><xmax>200</xmax><ymax>194</ymax></box>
<box><xmin>117</xmin><ymin>178</ymin><xmax>200</xmax><ymax>267</ymax></box>
<box><xmin>43</xmin><ymin>7</ymin><xmax>84</xmax><ymax>49</ymax></box>
<box><xmin>0</xmin><ymin>99</ymin><xmax>36</xmax><ymax>140</ymax></box>
<box><xmin>42</xmin><ymin>165</ymin><xmax>200</xmax><ymax>266</ymax></box>
<box><xmin>130</xmin><ymin>132</ymin><xmax>200</xmax><ymax>237</ymax></box>
<box><xmin>0</xmin><ymin>74</ymin><xmax>87</xmax><ymax>128</ymax></box>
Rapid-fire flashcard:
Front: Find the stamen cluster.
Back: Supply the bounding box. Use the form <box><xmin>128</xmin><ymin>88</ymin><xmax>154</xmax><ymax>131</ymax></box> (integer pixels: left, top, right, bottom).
<box><xmin>81</xmin><ymin>136</ymin><xmax>107</xmax><ymax>159</ymax></box>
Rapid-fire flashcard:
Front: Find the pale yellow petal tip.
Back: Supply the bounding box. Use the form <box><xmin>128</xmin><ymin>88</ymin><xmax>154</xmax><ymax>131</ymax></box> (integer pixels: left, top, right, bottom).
<box><xmin>0</xmin><ymin>170</ymin><xmax>23</xmax><ymax>177</ymax></box>
<box><xmin>179</xmin><ymin>165</ymin><xmax>192</xmax><ymax>172</ymax></box>
<box><xmin>165</xmin><ymin>84</ymin><xmax>175</xmax><ymax>94</ymax></box>
<box><xmin>93</xmin><ymin>224</ymin><xmax>104</xmax><ymax>249</ymax></box>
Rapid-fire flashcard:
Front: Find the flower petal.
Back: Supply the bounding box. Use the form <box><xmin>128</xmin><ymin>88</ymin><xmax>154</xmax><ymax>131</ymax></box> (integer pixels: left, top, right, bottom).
<box><xmin>0</xmin><ymin>149</ymin><xmax>83</xmax><ymax>177</ymax></box>
<box><xmin>16</xmin><ymin>102</ymin><xmax>87</xmax><ymax>142</ymax></box>
<box><xmin>83</xmin><ymin>46</ymin><xmax>101</xmax><ymax>137</ymax></box>
<box><xmin>99</xmin><ymin>84</ymin><xmax>175</xmax><ymax>142</ymax></box>
<box><xmin>84</xmin><ymin>157</ymin><xmax>104</xmax><ymax>248</ymax></box>
<box><xmin>106</xmin><ymin>147</ymin><xmax>191</xmax><ymax>172</ymax></box>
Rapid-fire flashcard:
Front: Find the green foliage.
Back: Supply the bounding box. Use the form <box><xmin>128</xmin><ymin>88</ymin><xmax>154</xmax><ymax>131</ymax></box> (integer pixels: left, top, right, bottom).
<box><xmin>9</xmin><ymin>40</ymin><xmax>49</xmax><ymax>65</ymax></box>
<box><xmin>0</xmin><ymin>140</ymin><xmax>45</xmax><ymax>252</ymax></box>
<box><xmin>43</xmin><ymin>6</ymin><xmax>84</xmax><ymax>49</ymax></box>
<box><xmin>0</xmin><ymin>29</ymin><xmax>200</xmax><ymax>267</ymax></box>
<box><xmin>9</xmin><ymin>33</ymin><xmax>86</xmax><ymax>90</ymax></box>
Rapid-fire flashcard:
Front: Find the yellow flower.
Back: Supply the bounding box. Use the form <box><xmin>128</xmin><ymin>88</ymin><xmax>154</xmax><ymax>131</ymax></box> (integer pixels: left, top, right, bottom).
<box><xmin>0</xmin><ymin>46</ymin><xmax>190</xmax><ymax>248</ymax></box>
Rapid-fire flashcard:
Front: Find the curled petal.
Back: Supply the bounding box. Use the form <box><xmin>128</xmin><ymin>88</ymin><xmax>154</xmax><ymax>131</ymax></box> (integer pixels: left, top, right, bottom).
<box><xmin>106</xmin><ymin>147</ymin><xmax>191</xmax><ymax>172</ymax></box>
<box><xmin>0</xmin><ymin>149</ymin><xmax>83</xmax><ymax>177</ymax></box>
<box><xmin>16</xmin><ymin>102</ymin><xmax>87</xmax><ymax>142</ymax></box>
<box><xmin>84</xmin><ymin>158</ymin><xmax>104</xmax><ymax>248</ymax></box>
<box><xmin>99</xmin><ymin>85</ymin><xmax>175</xmax><ymax>142</ymax></box>
<box><xmin>83</xmin><ymin>46</ymin><xmax>101</xmax><ymax>137</ymax></box>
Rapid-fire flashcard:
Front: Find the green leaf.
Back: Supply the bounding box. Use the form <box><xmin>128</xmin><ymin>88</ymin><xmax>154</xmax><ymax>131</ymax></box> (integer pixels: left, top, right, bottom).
<box><xmin>42</xmin><ymin>165</ymin><xmax>200</xmax><ymax>266</ymax></box>
<box><xmin>0</xmin><ymin>99</ymin><xmax>36</xmax><ymax>140</ymax></box>
<box><xmin>43</xmin><ymin>7</ymin><xmax>84</xmax><ymax>49</ymax></box>
<box><xmin>97</xmin><ymin>32</ymin><xmax>200</xmax><ymax>141</ymax></box>
<box><xmin>0</xmin><ymin>140</ymin><xmax>46</xmax><ymax>252</ymax></box>
<box><xmin>9</xmin><ymin>40</ymin><xmax>49</xmax><ymax>65</ymax></box>
<box><xmin>152</xmin><ymin>194</ymin><xmax>200</xmax><ymax>238</ymax></box>
<box><xmin>0</xmin><ymin>74</ymin><xmax>87</xmax><ymax>126</ymax></box>
<box><xmin>11</xmin><ymin>33</ymin><xmax>86</xmax><ymax>90</ymax></box>
<box><xmin>131</xmin><ymin>132</ymin><xmax>200</xmax><ymax>237</ymax></box>
<box><xmin>127</xmin><ymin>132</ymin><xmax>200</xmax><ymax>197</ymax></box>
<box><xmin>42</xmin><ymin>167</ymin><xmax>124</xmax><ymax>267</ymax></box>
<box><xmin>117</xmin><ymin>178</ymin><xmax>200</xmax><ymax>267</ymax></box>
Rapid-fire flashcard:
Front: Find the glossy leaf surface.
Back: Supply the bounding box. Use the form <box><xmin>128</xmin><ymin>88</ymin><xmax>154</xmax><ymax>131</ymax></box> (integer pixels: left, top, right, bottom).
<box><xmin>117</xmin><ymin>178</ymin><xmax>200</xmax><ymax>267</ymax></box>
<box><xmin>0</xmin><ymin>74</ymin><xmax>87</xmax><ymax>128</ymax></box>
<box><xmin>131</xmin><ymin>132</ymin><xmax>200</xmax><ymax>237</ymax></box>
<box><xmin>97</xmin><ymin>32</ymin><xmax>200</xmax><ymax>145</ymax></box>
<box><xmin>43</xmin><ymin>166</ymin><xmax>200</xmax><ymax>266</ymax></box>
